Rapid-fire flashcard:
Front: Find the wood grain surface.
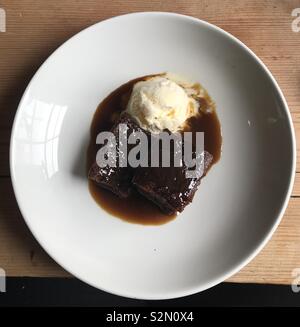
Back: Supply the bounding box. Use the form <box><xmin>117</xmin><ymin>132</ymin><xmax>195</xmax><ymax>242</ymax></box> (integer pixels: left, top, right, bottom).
<box><xmin>1</xmin><ymin>0</ymin><xmax>300</xmax><ymax>284</ymax></box>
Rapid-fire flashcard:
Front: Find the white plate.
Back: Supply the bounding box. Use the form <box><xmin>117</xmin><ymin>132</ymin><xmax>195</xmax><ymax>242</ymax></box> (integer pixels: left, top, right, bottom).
<box><xmin>10</xmin><ymin>12</ymin><xmax>296</xmax><ymax>299</ymax></box>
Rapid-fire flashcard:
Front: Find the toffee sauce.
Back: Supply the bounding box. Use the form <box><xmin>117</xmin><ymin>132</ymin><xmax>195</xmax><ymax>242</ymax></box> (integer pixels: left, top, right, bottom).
<box><xmin>87</xmin><ymin>76</ymin><xmax>222</xmax><ymax>225</ymax></box>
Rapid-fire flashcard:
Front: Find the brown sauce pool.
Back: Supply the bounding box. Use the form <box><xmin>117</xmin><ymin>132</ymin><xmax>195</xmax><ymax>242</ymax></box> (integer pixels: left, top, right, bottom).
<box><xmin>87</xmin><ymin>75</ymin><xmax>222</xmax><ymax>225</ymax></box>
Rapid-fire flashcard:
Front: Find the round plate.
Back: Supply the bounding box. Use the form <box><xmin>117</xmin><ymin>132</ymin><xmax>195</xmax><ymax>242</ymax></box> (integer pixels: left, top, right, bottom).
<box><xmin>10</xmin><ymin>12</ymin><xmax>296</xmax><ymax>299</ymax></box>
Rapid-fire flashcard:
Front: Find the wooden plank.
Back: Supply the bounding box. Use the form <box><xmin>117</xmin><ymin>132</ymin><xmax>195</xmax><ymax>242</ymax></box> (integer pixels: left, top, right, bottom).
<box><xmin>292</xmin><ymin>172</ymin><xmax>300</xmax><ymax>197</ymax></box>
<box><xmin>0</xmin><ymin>0</ymin><xmax>300</xmax><ymax>283</ymax></box>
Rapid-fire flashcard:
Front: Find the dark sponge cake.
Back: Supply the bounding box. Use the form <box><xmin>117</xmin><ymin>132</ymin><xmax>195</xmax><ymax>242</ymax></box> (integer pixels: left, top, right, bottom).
<box><xmin>132</xmin><ymin>151</ymin><xmax>213</xmax><ymax>214</ymax></box>
<box><xmin>89</xmin><ymin>111</ymin><xmax>214</xmax><ymax>212</ymax></box>
<box><xmin>88</xmin><ymin>161</ymin><xmax>133</xmax><ymax>198</ymax></box>
<box><xmin>88</xmin><ymin>113</ymin><xmax>142</xmax><ymax>198</ymax></box>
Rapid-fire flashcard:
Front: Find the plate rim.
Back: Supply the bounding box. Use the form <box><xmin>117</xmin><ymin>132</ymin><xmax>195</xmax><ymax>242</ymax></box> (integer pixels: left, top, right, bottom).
<box><xmin>9</xmin><ymin>11</ymin><xmax>297</xmax><ymax>300</ymax></box>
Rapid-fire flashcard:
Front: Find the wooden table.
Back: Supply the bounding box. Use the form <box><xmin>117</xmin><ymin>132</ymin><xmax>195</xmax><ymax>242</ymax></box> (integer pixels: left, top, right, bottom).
<box><xmin>1</xmin><ymin>0</ymin><xmax>300</xmax><ymax>285</ymax></box>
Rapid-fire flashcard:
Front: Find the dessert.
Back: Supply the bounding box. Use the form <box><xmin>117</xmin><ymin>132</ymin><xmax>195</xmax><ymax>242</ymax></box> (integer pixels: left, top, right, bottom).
<box><xmin>87</xmin><ymin>73</ymin><xmax>222</xmax><ymax>224</ymax></box>
<box><xmin>89</xmin><ymin>113</ymin><xmax>142</xmax><ymax>198</ymax></box>
<box><xmin>126</xmin><ymin>75</ymin><xmax>199</xmax><ymax>133</ymax></box>
<box><xmin>132</xmin><ymin>151</ymin><xmax>213</xmax><ymax>214</ymax></box>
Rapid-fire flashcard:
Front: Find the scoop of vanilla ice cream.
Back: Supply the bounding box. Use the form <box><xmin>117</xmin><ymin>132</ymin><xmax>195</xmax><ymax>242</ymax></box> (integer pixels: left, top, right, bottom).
<box><xmin>126</xmin><ymin>76</ymin><xmax>198</xmax><ymax>133</ymax></box>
